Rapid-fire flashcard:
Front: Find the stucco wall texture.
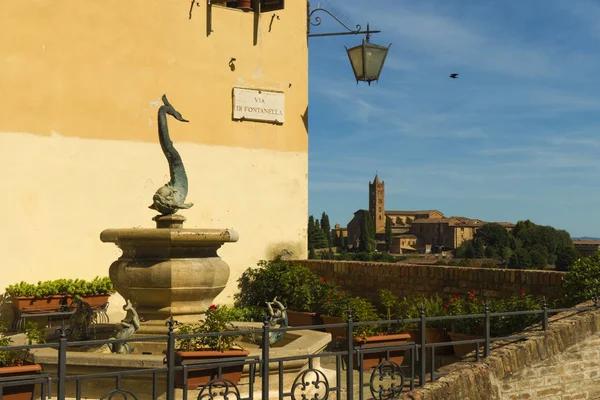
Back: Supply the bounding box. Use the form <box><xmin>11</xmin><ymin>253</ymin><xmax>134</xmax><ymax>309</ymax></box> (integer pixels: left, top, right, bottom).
<box><xmin>0</xmin><ymin>1</ymin><xmax>308</xmax><ymax>321</ymax></box>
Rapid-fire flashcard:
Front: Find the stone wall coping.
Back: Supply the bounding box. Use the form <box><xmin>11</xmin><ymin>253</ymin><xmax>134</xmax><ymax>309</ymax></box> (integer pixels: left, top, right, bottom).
<box><xmin>290</xmin><ymin>259</ymin><xmax>566</xmax><ymax>277</ymax></box>
<box><xmin>401</xmin><ymin>301</ymin><xmax>600</xmax><ymax>400</ymax></box>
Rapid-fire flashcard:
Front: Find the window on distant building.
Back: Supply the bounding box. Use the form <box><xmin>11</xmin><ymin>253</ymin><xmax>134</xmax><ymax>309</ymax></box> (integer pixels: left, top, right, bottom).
<box><xmin>378</xmin><ymin>191</ymin><xmax>382</xmax><ymax>195</ymax></box>
<box><xmin>379</xmin><ymin>215</ymin><xmax>382</xmax><ymax>220</ymax></box>
<box><xmin>378</xmin><ymin>207</ymin><xmax>382</xmax><ymax>212</ymax></box>
<box><xmin>378</xmin><ymin>199</ymin><xmax>382</xmax><ymax>204</ymax></box>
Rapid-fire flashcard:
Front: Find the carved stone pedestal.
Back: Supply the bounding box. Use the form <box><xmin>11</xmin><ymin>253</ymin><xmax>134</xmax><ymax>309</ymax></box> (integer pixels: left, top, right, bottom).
<box><xmin>101</xmin><ymin>215</ymin><xmax>238</xmax><ymax>325</ymax></box>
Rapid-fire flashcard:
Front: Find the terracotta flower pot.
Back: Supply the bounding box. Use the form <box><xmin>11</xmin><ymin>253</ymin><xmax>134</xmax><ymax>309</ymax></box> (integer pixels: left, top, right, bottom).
<box><xmin>321</xmin><ymin>315</ymin><xmax>346</xmax><ymax>343</ymax></box>
<box><xmin>11</xmin><ymin>296</ymin><xmax>68</xmax><ymax>313</ymax></box>
<box><xmin>407</xmin><ymin>327</ymin><xmax>453</xmax><ymax>356</ymax></box>
<box><xmin>287</xmin><ymin>311</ymin><xmax>323</xmax><ymax>328</ymax></box>
<box><xmin>353</xmin><ymin>333</ymin><xmax>411</xmax><ymax>370</ymax></box>
<box><xmin>447</xmin><ymin>332</ymin><xmax>483</xmax><ymax>358</ymax></box>
<box><xmin>0</xmin><ymin>363</ymin><xmax>42</xmax><ymax>400</ymax></box>
<box><xmin>173</xmin><ymin>350</ymin><xmax>250</xmax><ymax>389</ymax></box>
<box><xmin>237</xmin><ymin>0</ymin><xmax>252</xmax><ymax>11</ymax></box>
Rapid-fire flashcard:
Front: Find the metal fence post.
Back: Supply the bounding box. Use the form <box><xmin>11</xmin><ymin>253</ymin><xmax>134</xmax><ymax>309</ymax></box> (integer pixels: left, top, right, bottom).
<box><xmin>262</xmin><ymin>314</ymin><xmax>271</xmax><ymax>400</ymax></box>
<box><xmin>542</xmin><ymin>297</ymin><xmax>549</xmax><ymax>331</ymax></box>
<box><xmin>56</xmin><ymin>322</ymin><xmax>69</xmax><ymax>400</ymax></box>
<box><xmin>484</xmin><ymin>302</ymin><xmax>490</xmax><ymax>357</ymax></box>
<box><xmin>346</xmin><ymin>306</ymin><xmax>354</xmax><ymax>400</ymax></box>
<box><xmin>165</xmin><ymin>317</ymin><xmax>177</xmax><ymax>400</ymax></box>
<box><xmin>419</xmin><ymin>304</ymin><xmax>426</xmax><ymax>387</ymax></box>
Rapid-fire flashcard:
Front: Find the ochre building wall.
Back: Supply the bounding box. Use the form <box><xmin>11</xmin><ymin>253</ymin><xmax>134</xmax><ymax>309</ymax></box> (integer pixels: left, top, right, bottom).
<box><xmin>293</xmin><ymin>260</ymin><xmax>565</xmax><ymax>300</ymax></box>
<box><xmin>0</xmin><ymin>1</ymin><xmax>308</xmax><ymax>320</ymax></box>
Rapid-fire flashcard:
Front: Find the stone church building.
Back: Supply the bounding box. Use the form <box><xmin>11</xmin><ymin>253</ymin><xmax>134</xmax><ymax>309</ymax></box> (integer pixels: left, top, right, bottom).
<box><xmin>341</xmin><ymin>175</ymin><xmax>515</xmax><ymax>254</ymax></box>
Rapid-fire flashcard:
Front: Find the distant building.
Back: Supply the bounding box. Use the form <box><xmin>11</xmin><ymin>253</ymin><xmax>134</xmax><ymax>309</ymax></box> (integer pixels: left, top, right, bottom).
<box><xmin>572</xmin><ymin>240</ymin><xmax>600</xmax><ymax>257</ymax></box>
<box><xmin>369</xmin><ymin>175</ymin><xmax>386</xmax><ymax>233</ymax></box>
<box><xmin>342</xmin><ymin>174</ymin><xmax>515</xmax><ymax>253</ymax></box>
<box><xmin>331</xmin><ymin>224</ymin><xmax>348</xmax><ymax>248</ymax></box>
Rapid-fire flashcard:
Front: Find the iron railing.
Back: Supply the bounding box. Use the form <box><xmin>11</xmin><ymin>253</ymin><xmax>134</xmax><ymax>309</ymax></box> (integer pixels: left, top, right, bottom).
<box><xmin>0</xmin><ymin>299</ymin><xmax>597</xmax><ymax>400</ymax></box>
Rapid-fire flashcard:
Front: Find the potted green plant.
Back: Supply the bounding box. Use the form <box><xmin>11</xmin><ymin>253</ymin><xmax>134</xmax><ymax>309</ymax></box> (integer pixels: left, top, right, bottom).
<box><xmin>6</xmin><ymin>277</ymin><xmax>113</xmax><ymax>314</ymax></box>
<box><xmin>489</xmin><ymin>291</ymin><xmax>542</xmax><ymax>337</ymax></box>
<box><xmin>173</xmin><ymin>305</ymin><xmax>250</xmax><ymax>389</ymax></box>
<box><xmin>402</xmin><ymin>294</ymin><xmax>453</xmax><ymax>356</ymax></box>
<box><xmin>68</xmin><ymin>277</ymin><xmax>113</xmax><ymax>309</ymax></box>
<box><xmin>6</xmin><ymin>280</ymin><xmax>70</xmax><ymax>314</ymax></box>
<box><xmin>235</xmin><ymin>257</ymin><xmax>323</xmax><ymax>327</ymax></box>
<box><xmin>348</xmin><ymin>296</ymin><xmax>410</xmax><ymax>370</ymax></box>
<box><xmin>0</xmin><ymin>322</ymin><xmax>46</xmax><ymax>400</ymax></box>
<box><xmin>315</xmin><ymin>281</ymin><xmax>350</xmax><ymax>340</ymax></box>
<box><xmin>443</xmin><ymin>290</ymin><xmax>485</xmax><ymax>357</ymax></box>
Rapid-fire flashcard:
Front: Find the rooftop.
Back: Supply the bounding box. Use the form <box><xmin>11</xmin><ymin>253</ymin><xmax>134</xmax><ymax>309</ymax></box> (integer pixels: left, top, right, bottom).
<box><xmin>385</xmin><ymin>210</ymin><xmax>443</xmax><ymax>216</ymax></box>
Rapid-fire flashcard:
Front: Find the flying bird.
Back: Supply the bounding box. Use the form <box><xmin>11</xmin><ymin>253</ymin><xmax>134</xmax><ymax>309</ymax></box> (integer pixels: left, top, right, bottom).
<box><xmin>449</xmin><ymin>73</ymin><xmax>459</xmax><ymax>79</ymax></box>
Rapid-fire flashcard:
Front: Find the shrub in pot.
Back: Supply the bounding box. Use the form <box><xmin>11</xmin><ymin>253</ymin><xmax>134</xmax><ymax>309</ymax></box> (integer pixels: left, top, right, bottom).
<box><xmin>347</xmin><ymin>296</ymin><xmax>410</xmax><ymax>370</ymax></box>
<box><xmin>0</xmin><ymin>322</ymin><xmax>46</xmax><ymax>400</ymax></box>
<box><xmin>235</xmin><ymin>257</ymin><xmax>323</xmax><ymax>326</ymax></box>
<box><xmin>173</xmin><ymin>305</ymin><xmax>251</xmax><ymax>389</ymax></box>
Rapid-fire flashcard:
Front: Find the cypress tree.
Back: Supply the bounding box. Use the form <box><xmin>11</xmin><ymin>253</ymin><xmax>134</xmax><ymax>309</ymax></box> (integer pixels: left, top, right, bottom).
<box><xmin>321</xmin><ymin>212</ymin><xmax>331</xmax><ymax>246</ymax></box>
<box><xmin>308</xmin><ymin>215</ymin><xmax>316</xmax><ymax>251</ymax></box>
<box><xmin>385</xmin><ymin>217</ymin><xmax>393</xmax><ymax>252</ymax></box>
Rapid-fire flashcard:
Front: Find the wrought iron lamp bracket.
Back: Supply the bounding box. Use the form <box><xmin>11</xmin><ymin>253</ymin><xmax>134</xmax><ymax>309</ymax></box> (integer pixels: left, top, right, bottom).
<box><xmin>307</xmin><ymin>5</ymin><xmax>381</xmax><ymax>39</ymax></box>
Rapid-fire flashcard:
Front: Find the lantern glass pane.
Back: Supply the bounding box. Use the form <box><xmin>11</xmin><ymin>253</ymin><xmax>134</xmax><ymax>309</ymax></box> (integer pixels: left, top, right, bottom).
<box><xmin>363</xmin><ymin>43</ymin><xmax>389</xmax><ymax>81</ymax></box>
<box><xmin>346</xmin><ymin>45</ymin><xmax>364</xmax><ymax>80</ymax></box>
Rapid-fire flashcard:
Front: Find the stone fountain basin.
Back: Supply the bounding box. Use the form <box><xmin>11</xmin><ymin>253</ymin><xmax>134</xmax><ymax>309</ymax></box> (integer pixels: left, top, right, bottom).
<box><xmin>28</xmin><ymin>323</ymin><xmax>331</xmax><ymax>399</ymax></box>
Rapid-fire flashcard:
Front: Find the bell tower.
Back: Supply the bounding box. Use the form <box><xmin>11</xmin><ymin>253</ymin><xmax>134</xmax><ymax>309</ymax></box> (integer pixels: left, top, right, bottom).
<box><xmin>369</xmin><ymin>174</ymin><xmax>385</xmax><ymax>233</ymax></box>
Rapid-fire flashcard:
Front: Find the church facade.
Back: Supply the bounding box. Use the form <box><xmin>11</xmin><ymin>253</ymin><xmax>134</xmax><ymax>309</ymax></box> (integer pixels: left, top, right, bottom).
<box><xmin>346</xmin><ymin>175</ymin><xmax>515</xmax><ymax>254</ymax></box>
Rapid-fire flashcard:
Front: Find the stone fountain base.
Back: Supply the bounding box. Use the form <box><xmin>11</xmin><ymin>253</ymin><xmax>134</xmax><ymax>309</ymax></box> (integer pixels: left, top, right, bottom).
<box><xmin>101</xmin><ymin>214</ymin><xmax>239</xmax><ymax>324</ymax></box>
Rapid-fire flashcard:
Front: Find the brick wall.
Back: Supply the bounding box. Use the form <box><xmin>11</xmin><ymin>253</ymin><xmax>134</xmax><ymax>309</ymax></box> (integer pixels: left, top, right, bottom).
<box><xmin>292</xmin><ymin>260</ymin><xmax>565</xmax><ymax>300</ymax></box>
<box><xmin>401</xmin><ymin>302</ymin><xmax>600</xmax><ymax>400</ymax></box>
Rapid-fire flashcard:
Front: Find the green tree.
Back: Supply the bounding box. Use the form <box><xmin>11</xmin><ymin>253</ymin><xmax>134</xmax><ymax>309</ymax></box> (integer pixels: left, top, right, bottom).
<box><xmin>561</xmin><ymin>251</ymin><xmax>600</xmax><ymax>305</ymax></box>
<box><xmin>307</xmin><ymin>215</ymin><xmax>316</xmax><ymax>251</ymax></box>
<box><xmin>508</xmin><ymin>248</ymin><xmax>532</xmax><ymax>269</ymax></box>
<box><xmin>501</xmin><ymin>247</ymin><xmax>513</xmax><ymax>265</ymax></box>
<box><xmin>359</xmin><ymin>210</ymin><xmax>376</xmax><ymax>252</ymax></box>
<box><xmin>555</xmin><ymin>246</ymin><xmax>580</xmax><ymax>271</ymax></box>
<box><xmin>529</xmin><ymin>244</ymin><xmax>549</xmax><ymax>269</ymax></box>
<box><xmin>464</xmin><ymin>241</ymin><xmax>475</xmax><ymax>259</ymax></box>
<box><xmin>320</xmin><ymin>212</ymin><xmax>331</xmax><ymax>246</ymax></box>
<box><xmin>473</xmin><ymin>238</ymin><xmax>485</xmax><ymax>258</ymax></box>
<box><xmin>313</xmin><ymin>219</ymin><xmax>329</xmax><ymax>249</ymax></box>
<box><xmin>384</xmin><ymin>217</ymin><xmax>392</xmax><ymax>252</ymax></box>
<box><xmin>475</xmin><ymin>223</ymin><xmax>511</xmax><ymax>250</ymax></box>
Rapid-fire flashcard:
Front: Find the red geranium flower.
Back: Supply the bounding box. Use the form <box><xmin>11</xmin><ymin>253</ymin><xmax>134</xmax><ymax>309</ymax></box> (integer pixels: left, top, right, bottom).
<box><xmin>520</xmin><ymin>290</ymin><xmax>525</xmax><ymax>296</ymax></box>
<box><xmin>208</xmin><ymin>304</ymin><xmax>217</xmax><ymax>310</ymax></box>
<box><xmin>321</xmin><ymin>277</ymin><xmax>327</xmax><ymax>282</ymax></box>
<box><xmin>327</xmin><ymin>301</ymin><xmax>331</xmax><ymax>305</ymax></box>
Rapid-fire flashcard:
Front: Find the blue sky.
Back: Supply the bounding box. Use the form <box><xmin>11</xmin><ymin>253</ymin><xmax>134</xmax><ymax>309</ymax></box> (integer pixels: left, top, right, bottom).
<box><xmin>307</xmin><ymin>0</ymin><xmax>600</xmax><ymax>238</ymax></box>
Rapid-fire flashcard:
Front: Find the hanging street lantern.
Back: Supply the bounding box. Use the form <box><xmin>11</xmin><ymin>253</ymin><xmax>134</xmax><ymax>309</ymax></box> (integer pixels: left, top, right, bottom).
<box><xmin>307</xmin><ymin>5</ymin><xmax>391</xmax><ymax>85</ymax></box>
<box><xmin>345</xmin><ymin>37</ymin><xmax>391</xmax><ymax>85</ymax></box>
